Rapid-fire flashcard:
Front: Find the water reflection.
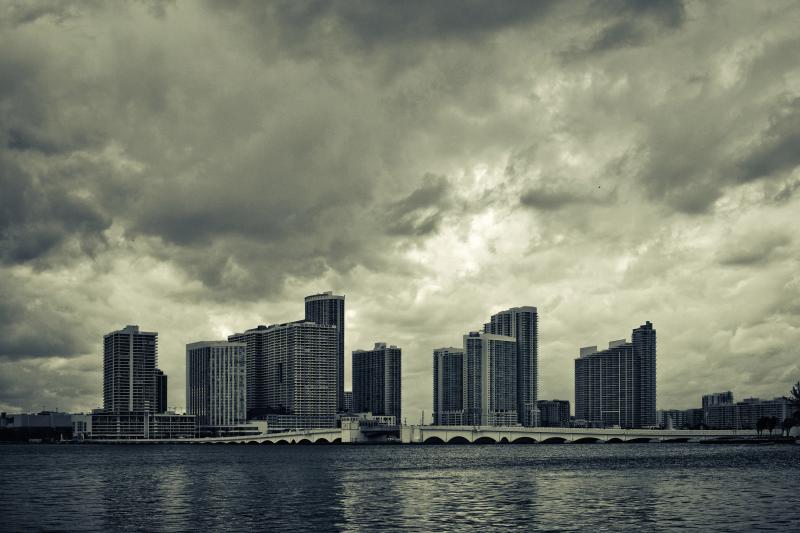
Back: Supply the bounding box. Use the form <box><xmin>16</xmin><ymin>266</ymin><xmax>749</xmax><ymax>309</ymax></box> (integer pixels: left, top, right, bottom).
<box><xmin>0</xmin><ymin>444</ymin><xmax>798</xmax><ymax>532</ymax></box>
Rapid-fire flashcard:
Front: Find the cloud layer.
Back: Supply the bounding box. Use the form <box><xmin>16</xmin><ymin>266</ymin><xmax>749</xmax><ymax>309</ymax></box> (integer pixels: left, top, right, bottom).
<box><xmin>1</xmin><ymin>1</ymin><xmax>799</xmax><ymax>416</ymax></box>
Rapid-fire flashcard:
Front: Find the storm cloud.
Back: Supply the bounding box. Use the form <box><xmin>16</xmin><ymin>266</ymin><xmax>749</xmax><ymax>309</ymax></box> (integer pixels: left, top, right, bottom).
<box><xmin>1</xmin><ymin>0</ymin><xmax>799</xmax><ymax>415</ymax></box>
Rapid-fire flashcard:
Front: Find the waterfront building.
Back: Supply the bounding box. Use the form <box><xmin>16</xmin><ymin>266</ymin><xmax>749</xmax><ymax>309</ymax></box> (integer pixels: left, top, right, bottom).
<box><xmin>71</xmin><ymin>414</ymin><xmax>92</xmax><ymax>440</ymax></box>
<box><xmin>0</xmin><ymin>412</ymin><xmax>74</xmax><ymax>442</ymax></box>
<box><xmin>537</xmin><ymin>400</ymin><xmax>570</xmax><ymax>428</ymax></box>
<box><xmin>103</xmin><ymin>325</ymin><xmax>159</xmax><ymax>413</ymax></box>
<box><xmin>90</xmin><ymin>412</ymin><xmax>196</xmax><ymax>440</ymax></box>
<box><xmin>433</xmin><ymin>347</ymin><xmax>465</xmax><ymax>426</ymax></box>
<box><xmin>634</xmin><ymin>322</ymin><xmax>657</xmax><ymax>427</ymax></box>
<box><xmin>702</xmin><ymin>391</ymin><xmax>733</xmax><ymax>426</ymax></box>
<box><xmin>706</xmin><ymin>397</ymin><xmax>792</xmax><ymax>430</ymax></box>
<box><xmin>657</xmin><ymin>409</ymin><xmax>687</xmax><ymax>429</ymax></box>
<box><xmin>229</xmin><ymin>320</ymin><xmax>338</xmax><ymax>428</ymax></box>
<box><xmin>186</xmin><ymin>341</ymin><xmax>248</xmax><ymax>436</ymax></box>
<box><xmin>463</xmin><ymin>332</ymin><xmax>518</xmax><ymax>426</ymax></box>
<box><xmin>485</xmin><ymin>307</ymin><xmax>539</xmax><ymax>426</ymax></box>
<box><xmin>352</xmin><ymin>342</ymin><xmax>402</xmax><ymax>422</ymax></box>
<box><xmin>305</xmin><ymin>291</ymin><xmax>345</xmax><ymax>411</ymax></box>
<box><xmin>574</xmin><ymin>322</ymin><xmax>657</xmax><ymax>429</ymax></box>
<box><xmin>684</xmin><ymin>408</ymin><xmax>705</xmax><ymax>429</ymax></box>
<box><xmin>343</xmin><ymin>391</ymin><xmax>353</xmax><ymax>413</ymax></box>
<box><xmin>155</xmin><ymin>369</ymin><xmax>167</xmax><ymax>413</ymax></box>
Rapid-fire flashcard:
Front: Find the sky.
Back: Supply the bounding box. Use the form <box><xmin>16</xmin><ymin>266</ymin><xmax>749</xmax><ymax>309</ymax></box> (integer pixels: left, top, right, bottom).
<box><xmin>1</xmin><ymin>0</ymin><xmax>799</xmax><ymax>419</ymax></box>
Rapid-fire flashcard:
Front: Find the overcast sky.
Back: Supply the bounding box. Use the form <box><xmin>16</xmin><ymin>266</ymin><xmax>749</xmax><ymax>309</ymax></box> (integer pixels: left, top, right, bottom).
<box><xmin>1</xmin><ymin>1</ymin><xmax>799</xmax><ymax>419</ymax></box>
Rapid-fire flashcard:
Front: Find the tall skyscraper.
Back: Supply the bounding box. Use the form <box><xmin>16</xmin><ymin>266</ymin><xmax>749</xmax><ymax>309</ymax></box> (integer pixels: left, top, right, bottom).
<box><xmin>633</xmin><ymin>321</ymin><xmax>657</xmax><ymax>428</ymax></box>
<box><xmin>463</xmin><ymin>332</ymin><xmax>518</xmax><ymax>426</ymax></box>
<box><xmin>574</xmin><ymin>321</ymin><xmax>656</xmax><ymax>429</ymax></box>
<box><xmin>103</xmin><ymin>325</ymin><xmax>158</xmax><ymax>413</ymax></box>
<box><xmin>305</xmin><ymin>292</ymin><xmax>345</xmax><ymax>411</ymax></box>
<box><xmin>485</xmin><ymin>307</ymin><xmax>538</xmax><ymax>426</ymax></box>
<box><xmin>154</xmin><ymin>369</ymin><xmax>167</xmax><ymax>413</ymax></box>
<box><xmin>229</xmin><ymin>320</ymin><xmax>337</xmax><ymax>428</ymax></box>
<box><xmin>186</xmin><ymin>341</ymin><xmax>247</xmax><ymax>435</ymax></box>
<box><xmin>352</xmin><ymin>342</ymin><xmax>401</xmax><ymax>422</ymax></box>
<box><xmin>433</xmin><ymin>347</ymin><xmax>464</xmax><ymax>425</ymax></box>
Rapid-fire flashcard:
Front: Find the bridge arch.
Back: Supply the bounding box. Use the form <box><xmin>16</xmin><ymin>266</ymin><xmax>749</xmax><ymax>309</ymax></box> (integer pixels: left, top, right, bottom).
<box><xmin>424</xmin><ymin>436</ymin><xmax>445</xmax><ymax>444</ymax></box>
<box><xmin>333</xmin><ymin>438</ymin><xmax>342</xmax><ymax>444</ymax></box>
<box><xmin>298</xmin><ymin>438</ymin><xmax>312</xmax><ymax>445</ymax></box>
<box><xmin>573</xmin><ymin>437</ymin><xmax>601</xmax><ymax>444</ymax></box>
<box><xmin>447</xmin><ymin>436</ymin><xmax>470</xmax><ymax>444</ymax></box>
<box><xmin>315</xmin><ymin>438</ymin><xmax>330</xmax><ymax>444</ymax></box>
<box><xmin>541</xmin><ymin>437</ymin><xmax>567</xmax><ymax>444</ymax></box>
<box><xmin>511</xmin><ymin>436</ymin><xmax>537</xmax><ymax>444</ymax></box>
<box><xmin>607</xmin><ymin>437</ymin><xmax>623</xmax><ymax>444</ymax></box>
<box><xmin>473</xmin><ymin>436</ymin><xmax>497</xmax><ymax>445</ymax></box>
<box><xmin>276</xmin><ymin>439</ymin><xmax>289</xmax><ymax>445</ymax></box>
<box><xmin>261</xmin><ymin>440</ymin><xmax>273</xmax><ymax>445</ymax></box>
<box><xmin>627</xmin><ymin>437</ymin><xmax>652</xmax><ymax>444</ymax></box>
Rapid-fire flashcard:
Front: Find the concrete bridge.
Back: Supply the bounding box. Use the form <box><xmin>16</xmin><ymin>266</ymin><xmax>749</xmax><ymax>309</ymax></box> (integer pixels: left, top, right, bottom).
<box><xmin>90</xmin><ymin>425</ymin><xmax>762</xmax><ymax>445</ymax></box>
<box><xmin>399</xmin><ymin>425</ymin><xmax>760</xmax><ymax>444</ymax></box>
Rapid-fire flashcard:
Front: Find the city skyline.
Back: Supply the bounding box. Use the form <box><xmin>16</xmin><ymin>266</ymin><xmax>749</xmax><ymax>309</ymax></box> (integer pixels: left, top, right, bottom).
<box><xmin>2</xmin><ymin>2</ymin><xmax>799</xmax><ymax>421</ymax></box>
<box><xmin>1</xmin><ymin>297</ymin><xmax>797</xmax><ymax>419</ymax></box>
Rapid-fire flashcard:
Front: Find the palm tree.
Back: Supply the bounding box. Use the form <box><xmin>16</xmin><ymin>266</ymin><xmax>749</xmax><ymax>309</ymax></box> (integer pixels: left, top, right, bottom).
<box><xmin>766</xmin><ymin>416</ymin><xmax>778</xmax><ymax>436</ymax></box>
<box><xmin>781</xmin><ymin>417</ymin><xmax>795</xmax><ymax>437</ymax></box>
<box><xmin>756</xmin><ymin>417</ymin><xmax>767</xmax><ymax>436</ymax></box>
<box><xmin>790</xmin><ymin>381</ymin><xmax>800</xmax><ymax>421</ymax></box>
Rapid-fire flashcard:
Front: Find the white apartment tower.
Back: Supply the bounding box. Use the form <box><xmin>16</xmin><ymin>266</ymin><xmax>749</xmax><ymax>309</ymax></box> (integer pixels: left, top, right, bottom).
<box><xmin>186</xmin><ymin>341</ymin><xmax>247</xmax><ymax>435</ymax></box>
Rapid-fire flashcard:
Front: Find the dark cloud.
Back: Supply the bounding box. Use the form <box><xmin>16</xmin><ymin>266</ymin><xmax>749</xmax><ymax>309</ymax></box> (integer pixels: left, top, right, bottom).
<box><xmin>385</xmin><ymin>175</ymin><xmax>452</xmax><ymax>236</ymax></box>
<box><xmin>214</xmin><ymin>0</ymin><xmax>557</xmax><ymax>50</ymax></box>
<box><xmin>0</xmin><ymin>0</ymin><xmax>799</xmax><ymax>416</ymax></box>
<box><xmin>0</xmin><ymin>0</ymin><xmax>89</xmax><ymax>28</ymax></box>
<box><xmin>736</xmin><ymin>97</ymin><xmax>800</xmax><ymax>183</ymax></box>
<box><xmin>566</xmin><ymin>0</ymin><xmax>685</xmax><ymax>57</ymax></box>
<box><xmin>0</xmin><ymin>276</ymin><xmax>93</xmax><ymax>360</ymax></box>
<box><xmin>0</xmin><ymin>153</ymin><xmax>111</xmax><ymax>265</ymax></box>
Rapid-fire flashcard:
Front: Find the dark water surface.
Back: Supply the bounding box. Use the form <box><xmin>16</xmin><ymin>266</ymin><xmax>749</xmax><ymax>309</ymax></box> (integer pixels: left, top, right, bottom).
<box><xmin>1</xmin><ymin>443</ymin><xmax>798</xmax><ymax>532</ymax></box>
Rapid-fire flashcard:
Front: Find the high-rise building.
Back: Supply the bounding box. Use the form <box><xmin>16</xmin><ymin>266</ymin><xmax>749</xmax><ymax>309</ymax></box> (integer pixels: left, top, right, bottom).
<box><xmin>433</xmin><ymin>347</ymin><xmax>465</xmax><ymax>426</ymax></box>
<box><xmin>463</xmin><ymin>332</ymin><xmax>518</xmax><ymax>426</ymax></box>
<box><xmin>229</xmin><ymin>320</ymin><xmax>337</xmax><ymax>428</ymax></box>
<box><xmin>485</xmin><ymin>307</ymin><xmax>538</xmax><ymax>426</ymax></box>
<box><xmin>186</xmin><ymin>341</ymin><xmax>247</xmax><ymax>436</ymax></box>
<box><xmin>633</xmin><ymin>321</ymin><xmax>657</xmax><ymax>428</ymax></box>
<box><xmin>537</xmin><ymin>400</ymin><xmax>570</xmax><ymax>427</ymax></box>
<box><xmin>352</xmin><ymin>342</ymin><xmax>401</xmax><ymax>422</ymax></box>
<box><xmin>154</xmin><ymin>369</ymin><xmax>167</xmax><ymax>413</ymax></box>
<box><xmin>103</xmin><ymin>325</ymin><xmax>158</xmax><ymax>413</ymax></box>
<box><xmin>305</xmin><ymin>292</ymin><xmax>345</xmax><ymax>411</ymax></box>
<box><xmin>574</xmin><ymin>322</ymin><xmax>657</xmax><ymax>429</ymax></box>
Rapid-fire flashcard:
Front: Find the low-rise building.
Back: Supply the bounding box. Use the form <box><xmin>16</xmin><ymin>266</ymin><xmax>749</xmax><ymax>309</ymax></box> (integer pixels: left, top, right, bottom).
<box><xmin>0</xmin><ymin>412</ymin><xmax>74</xmax><ymax>442</ymax></box>
<box><xmin>705</xmin><ymin>397</ymin><xmax>792</xmax><ymax>429</ymax></box>
<box><xmin>90</xmin><ymin>412</ymin><xmax>197</xmax><ymax>440</ymax></box>
<box><xmin>537</xmin><ymin>400</ymin><xmax>571</xmax><ymax>427</ymax></box>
